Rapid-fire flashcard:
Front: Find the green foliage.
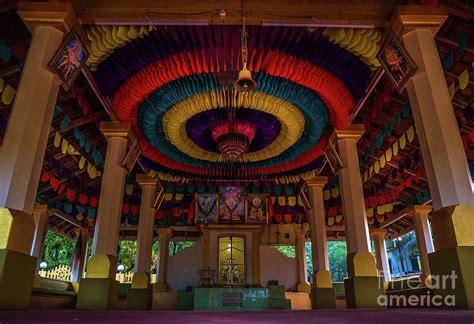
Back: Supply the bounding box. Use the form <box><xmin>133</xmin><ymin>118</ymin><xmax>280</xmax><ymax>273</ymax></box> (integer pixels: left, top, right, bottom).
<box><xmin>41</xmin><ymin>231</ymin><xmax>76</xmax><ymax>270</ymax></box>
<box><xmin>273</xmin><ymin>245</ymin><xmax>295</xmax><ymax>258</ymax></box>
<box><xmin>117</xmin><ymin>240</ymin><xmax>137</xmax><ymax>272</ymax></box>
<box><xmin>169</xmin><ymin>241</ymin><xmax>196</xmax><ymax>257</ymax></box>
<box><xmin>272</xmin><ymin>242</ymin><xmax>347</xmax><ymax>282</ymax></box>
<box><xmin>327</xmin><ymin>241</ymin><xmax>348</xmax><ymax>282</ymax></box>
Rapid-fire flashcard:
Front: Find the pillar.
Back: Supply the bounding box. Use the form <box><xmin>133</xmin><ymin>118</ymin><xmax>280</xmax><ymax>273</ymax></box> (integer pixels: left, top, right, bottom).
<box><xmin>30</xmin><ymin>205</ymin><xmax>49</xmax><ymax>268</ymax></box>
<box><xmin>76</xmin><ymin>122</ymin><xmax>131</xmax><ymax>310</ymax></box>
<box><xmin>306</xmin><ymin>177</ymin><xmax>336</xmax><ymax>308</ymax></box>
<box><xmin>407</xmin><ymin>205</ymin><xmax>433</xmax><ymax>286</ymax></box>
<box><xmin>370</xmin><ymin>229</ymin><xmax>391</xmax><ymax>283</ymax></box>
<box><xmin>0</xmin><ymin>3</ymin><xmax>82</xmax><ymax>309</ymax></box>
<box><xmin>30</xmin><ymin>205</ymin><xmax>49</xmax><ymax>288</ymax></box>
<box><xmin>127</xmin><ymin>175</ymin><xmax>159</xmax><ymax>310</ymax></box>
<box><xmin>336</xmin><ymin>125</ymin><xmax>384</xmax><ymax>308</ymax></box>
<box><xmin>153</xmin><ymin>228</ymin><xmax>172</xmax><ymax>293</ymax></box>
<box><xmin>251</xmin><ymin>227</ymin><xmax>262</xmax><ymax>287</ymax></box>
<box><xmin>295</xmin><ymin>229</ymin><xmax>309</xmax><ymax>292</ymax></box>
<box><xmin>71</xmin><ymin>228</ymin><xmax>89</xmax><ymax>283</ymax></box>
<box><xmin>391</xmin><ymin>6</ymin><xmax>474</xmax><ymax>308</ymax></box>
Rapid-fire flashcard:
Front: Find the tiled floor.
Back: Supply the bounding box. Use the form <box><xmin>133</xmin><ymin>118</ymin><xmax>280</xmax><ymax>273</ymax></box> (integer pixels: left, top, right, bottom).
<box><xmin>0</xmin><ymin>309</ymin><xmax>474</xmax><ymax>323</ymax></box>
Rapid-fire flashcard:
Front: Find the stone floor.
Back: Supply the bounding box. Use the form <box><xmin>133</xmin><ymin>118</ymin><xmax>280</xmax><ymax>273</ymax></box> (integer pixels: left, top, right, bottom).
<box><xmin>0</xmin><ymin>309</ymin><xmax>474</xmax><ymax>323</ymax></box>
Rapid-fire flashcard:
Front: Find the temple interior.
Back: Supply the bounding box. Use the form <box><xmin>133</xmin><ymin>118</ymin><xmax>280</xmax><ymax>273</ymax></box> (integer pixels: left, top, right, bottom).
<box><xmin>1</xmin><ymin>0</ymin><xmax>474</xmax><ymax>322</ymax></box>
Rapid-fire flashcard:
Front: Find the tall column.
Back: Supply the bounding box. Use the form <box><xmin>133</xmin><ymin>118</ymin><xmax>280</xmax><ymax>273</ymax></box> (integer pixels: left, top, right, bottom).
<box><xmin>71</xmin><ymin>228</ymin><xmax>89</xmax><ymax>283</ymax></box>
<box><xmin>128</xmin><ymin>175</ymin><xmax>159</xmax><ymax>310</ymax></box>
<box><xmin>251</xmin><ymin>227</ymin><xmax>262</xmax><ymax>287</ymax></box>
<box><xmin>30</xmin><ymin>205</ymin><xmax>49</xmax><ymax>267</ymax></box>
<box><xmin>370</xmin><ymin>229</ymin><xmax>391</xmax><ymax>283</ymax></box>
<box><xmin>335</xmin><ymin>125</ymin><xmax>383</xmax><ymax>308</ymax></box>
<box><xmin>407</xmin><ymin>205</ymin><xmax>433</xmax><ymax>286</ymax></box>
<box><xmin>306</xmin><ymin>177</ymin><xmax>336</xmax><ymax>308</ymax></box>
<box><xmin>391</xmin><ymin>6</ymin><xmax>474</xmax><ymax>308</ymax></box>
<box><xmin>295</xmin><ymin>229</ymin><xmax>309</xmax><ymax>292</ymax></box>
<box><xmin>0</xmin><ymin>3</ymin><xmax>82</xmax><ymax>309</ymax></box>
<box><xmin>154</xmin><ymin>228</ymin><xmax>172</xmax><ymax>293</ymax></box>
<box><xmin>77</xmin><ymin>122</ymin><xmax>131</xmax><ymax>310</ymax></box>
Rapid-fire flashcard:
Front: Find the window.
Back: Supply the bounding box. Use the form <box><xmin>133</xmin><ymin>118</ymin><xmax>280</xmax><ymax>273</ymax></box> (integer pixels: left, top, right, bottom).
<box><xmin>218</xmin><ymin>236</ymin><xmax>245</xmax><ymax>286</ymax></box>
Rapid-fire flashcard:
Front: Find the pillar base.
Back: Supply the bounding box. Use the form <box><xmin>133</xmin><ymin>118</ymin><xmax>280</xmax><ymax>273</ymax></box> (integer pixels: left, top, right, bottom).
<box><xmin>127</xmin><ymin>287</ymin><xmax>152</xmax><ymax>310</ymax></box>
<box><xmin>0</xmin><ymin>249</ymin><xmax>36</xmax><ymax>309</ymax></box>
<box><xmin>76</xmin><ymin>278</ymin><xmax>119</xmax><ymax>310</ymax></box>
<box><xmin>311</xmin><ymin>287</ymin><xmax>336</xmax><ymax>309</ymax></box>
<box><xmin>344</xmin><ymin>276</ymin><xmax>385</xmax><ymax>309</ymax></box>
<box><xmin>431</xmin><ymin>204</ymin><xmax>474</xmax><ymax>251</ymax></box>
<box><xmin>428</xmin><ymin>246</ymin><xmax>474</xmax><ymax>309</ymax></box>
<box><xmin>153</xmin><ymin>282</ymin><xmax>168</xmax><ymax>293</ymax></box>
<box><xmin>296</xmin><ymin>282</ymin><xmax>311</xmax><ymax>293</ymax></box>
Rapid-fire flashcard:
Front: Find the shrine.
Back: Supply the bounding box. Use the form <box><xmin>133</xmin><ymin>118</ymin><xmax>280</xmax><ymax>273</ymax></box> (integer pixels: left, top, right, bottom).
<box><xmin>1</xmin><ymin>0</ymin><xmax>474</xmax><ymax>322</ymax></box>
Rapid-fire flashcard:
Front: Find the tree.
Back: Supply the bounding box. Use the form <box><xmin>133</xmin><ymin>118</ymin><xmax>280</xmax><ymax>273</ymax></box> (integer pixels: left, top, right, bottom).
<box><xmin>117</xmin><ymin>240</ymin><xmax>137</xmax><ymax>272</ymax></box>
<box><xmin>41</xmin><ymin>231</ymin><xmax>76</xmax><ymax>270</ymax></box>
<box><xmin>327</xmin><ymin>241</ymin><xmax>348</xmax><ymax>282</ymax></box>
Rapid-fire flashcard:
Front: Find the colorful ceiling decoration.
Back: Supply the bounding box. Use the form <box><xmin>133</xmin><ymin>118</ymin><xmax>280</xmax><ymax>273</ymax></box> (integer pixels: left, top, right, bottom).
<box><xmin>88</xmin><ymin>25</ymin><xmax>377</xmax><ymax>181</ymax></box>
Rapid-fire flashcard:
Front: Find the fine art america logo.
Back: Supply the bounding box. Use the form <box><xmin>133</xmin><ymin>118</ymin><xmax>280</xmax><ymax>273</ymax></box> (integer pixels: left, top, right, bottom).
<box><xmin>376</xmin><ymin>271</ymin><xmax>457</xmax><ymax>307</ymax></box>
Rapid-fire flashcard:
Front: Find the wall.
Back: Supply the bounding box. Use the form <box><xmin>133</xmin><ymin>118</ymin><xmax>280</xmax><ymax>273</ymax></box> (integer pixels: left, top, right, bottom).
<box><xmin>167</xmin><ymin>241</ymin><xmax>202</xmax><ymax>291</ymax></box>
<box><xmin>260</xmin><ymin>245</ymin><xmax>297</xmax><ymax>290</ymax></box>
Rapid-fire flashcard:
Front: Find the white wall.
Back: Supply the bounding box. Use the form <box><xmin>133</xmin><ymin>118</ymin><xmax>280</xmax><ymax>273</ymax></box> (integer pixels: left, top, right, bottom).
<box><xmin>260</xmin><ymin>246</ymin><xmax>297</xmax><ymax>290</ymax></box>
<box><xmin>167</xmin><ymin>241</ymin><xmax>202</xmax><ymax>291</ymax></box>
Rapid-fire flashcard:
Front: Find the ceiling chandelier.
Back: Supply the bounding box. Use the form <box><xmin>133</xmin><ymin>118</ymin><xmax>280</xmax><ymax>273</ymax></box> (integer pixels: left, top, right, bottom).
<box><xmin>213</xmin><ymin>121</ymin><xmax>257</xmax><ymax>161</ymax></box>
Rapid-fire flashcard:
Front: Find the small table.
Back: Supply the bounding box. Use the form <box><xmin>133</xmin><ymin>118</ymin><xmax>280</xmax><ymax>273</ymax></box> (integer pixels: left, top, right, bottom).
<box><xmin>199</xmin><ymin>270</ymin><xmax>216</xmax><ymax>287</ymax></box>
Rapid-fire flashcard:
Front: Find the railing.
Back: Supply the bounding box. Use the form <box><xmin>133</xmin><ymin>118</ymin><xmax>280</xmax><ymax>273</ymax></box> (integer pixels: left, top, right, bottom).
<box><xmin>38</xmin><ymin>265</ymin><xmax>157</xmax><ymax>283</ymax></box>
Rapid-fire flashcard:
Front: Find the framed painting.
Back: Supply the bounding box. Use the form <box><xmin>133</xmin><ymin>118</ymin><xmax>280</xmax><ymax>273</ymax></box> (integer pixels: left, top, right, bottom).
<box><xmin>245</xmin><ymin>194</ymin><xmax>268</xmax><ymax>224</ymax></box>
<box><xmin>376</xmin><ymin>32</ymin><xmax>418</xmax><ymax>92</ymax></box>
<box><xmin>48</xmin><ymin>29</ymin><xmax>89</xmax><ymax>91</ymax></box>
<box><xmin>195</xmin><ymin>193</ymin><xmax>218</xmax><ymax>224</ymax></box>
<box><xmin>219</xmin><ymin>186</ymin><xmax>245</xmax><ymax>224</ymax></box>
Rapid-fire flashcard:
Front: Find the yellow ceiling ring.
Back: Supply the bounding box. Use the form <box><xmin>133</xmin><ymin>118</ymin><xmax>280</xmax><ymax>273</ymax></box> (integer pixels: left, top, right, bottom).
<box><xmin>162</xmin><ymin>91</ymin><xmax>305</xmax><ymax>163</ymax></box>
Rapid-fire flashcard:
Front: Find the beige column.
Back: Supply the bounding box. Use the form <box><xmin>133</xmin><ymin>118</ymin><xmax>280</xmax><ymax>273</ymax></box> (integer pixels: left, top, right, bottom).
<box><xmin>132</xmin><ymin>175</ymin><xmax>159</xmax><ymax>289</ymax></box>
<box><xmin>77</xmin><ymin>122</ymin><xmax>131</xmax><ymax>310</ymax></box>
<box><xmin>306</xmin><ymin>177</ymin><xmax>332</xmax><ymax>288</ymax></box>
<box><xmin>389</xmin><ymin>7</ymin><xmax>474</xmax><ymax>308</ymax></box>
<box><xmin>336</xmin><ymin>125</ymin><xmax>373</xmax><ymax>258</ymax></box>
<box><xmin>71</xmin><ymin>228</ymin><xmax>89</xmax><ymax>282</ymax></box>
<box><xmin>407</xmin><ymin>205</ymin><xmax>434</xmax><ymax>285</ymax></box>
<box><xmin>335</xmin><ymin>125</ymin><xmax>381</xmax><ymax>308</ymax></box>
<box><xmin>295</xmin><ymin>229</ymin><xmax>309</xmax><ymax>292</ymax></box>
<box><xmin>89</xmin><ymin>122</ymin><xmax>131</xmax><ymax>278</ymax></box>
<box><xmin>30</xmin><ymin>205</ymin><xmax>49</xmax><ymax>267</ymax></box>
<box><xmin>0</xmin><ymin>3</ymin><xmax>83</xmax><ymax>309</ymax></box>
<box><xmin>370</xmin><ymin>229</ymin><xmax>391</xmax><ymax>283</ymax></box>
<box><xmin>154</xmin><ymin>228</ymin><xmax>172</xmax><ymax>292</ymax></box>
<box><xmin>401</xmin><ymin>21</ymin><xmax>474</xmax><ymax>211</ymax></box>
<box><xmin>251</xmin><ymin>228</ymin><xmax>262</xmax><ymax>287</ymax></box>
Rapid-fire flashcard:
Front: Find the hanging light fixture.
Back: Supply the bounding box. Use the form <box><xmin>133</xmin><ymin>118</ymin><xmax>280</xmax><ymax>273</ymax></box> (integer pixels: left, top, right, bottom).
<box><xmin>235</xmin><ymin>0</ymin><xmax>256</xmax><ymax>92</ymax></box>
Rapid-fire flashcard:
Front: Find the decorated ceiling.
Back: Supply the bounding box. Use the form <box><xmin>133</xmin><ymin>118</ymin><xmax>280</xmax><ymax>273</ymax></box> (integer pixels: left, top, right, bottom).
<box><xmin>86</xmin><ymin>25</ymin><xmax>381</xmax><ymax>183</ymax></box>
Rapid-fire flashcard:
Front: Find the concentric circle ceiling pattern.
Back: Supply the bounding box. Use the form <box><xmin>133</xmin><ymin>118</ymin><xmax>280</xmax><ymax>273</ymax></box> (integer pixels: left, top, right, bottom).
<box><xmin>88</xmin><ymin>25</ymin><xmax>377</xmax><ymax>181</ymax></box>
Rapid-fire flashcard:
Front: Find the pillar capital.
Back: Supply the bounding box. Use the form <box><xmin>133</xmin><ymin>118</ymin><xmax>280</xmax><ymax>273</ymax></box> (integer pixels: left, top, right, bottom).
<box><xmin>33</xmin><ymin>205</ymin><xmax>48</xmax><ymax>214</ymax></box>
<box><xmin>370</xmin><ymin>228</ymin><xmax>388</xmax><ymax>239</ymax></box>
<box><xmin>100</xmin><ymin>122</ymin><xmax>132</xmax><ymax>140</ymax></box>
<box><xmin>334</xmin><ymin>124</ymin><xmax>365</xmax><ymax>142</ymax></box>
<box><xmin>17</xmin><ymin>2</ymin><xmax>88</xmax><ymax>45</ymax></box>
<box><xmin>136</xmin><ymin>174</ymin><xmax>160</xmax><ymax>188</ymax></box>
<box><xmin>407</xmin><ymin>204</ymin><xmax>432</xmax><ymax>217</ymax></box>
<box><xmin>306</xmin><ymin>176</ymin><xmax>328</xmax><ymax>188</ymax></box>
<box><xmin>156</xmin><ymin>228</ymin><xmax>172</xmax><ymax>237</ymax></box>
<box><xmin>387</xmin><ymin>5</ymin><xmax>448</xmax><ymax>38</ymax></box>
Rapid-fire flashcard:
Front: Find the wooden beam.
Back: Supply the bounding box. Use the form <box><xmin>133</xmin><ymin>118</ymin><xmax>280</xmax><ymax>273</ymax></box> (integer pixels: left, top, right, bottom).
<box><xmin>49</xmin><ymin>208</ymin><xmax>87</xmax><ymax>228</ymax></box>
<box><xmin>72</xmin><ymin>0</ymin><xmax>396</xmax><ymax>27</ymax></box>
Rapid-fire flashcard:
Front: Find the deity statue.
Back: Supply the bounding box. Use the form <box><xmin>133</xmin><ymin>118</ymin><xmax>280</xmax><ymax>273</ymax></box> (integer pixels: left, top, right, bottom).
<box><xmin>249</xmin><ymin>197</ymin><xmax>264</xmax><ymax>220</ymax></box>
